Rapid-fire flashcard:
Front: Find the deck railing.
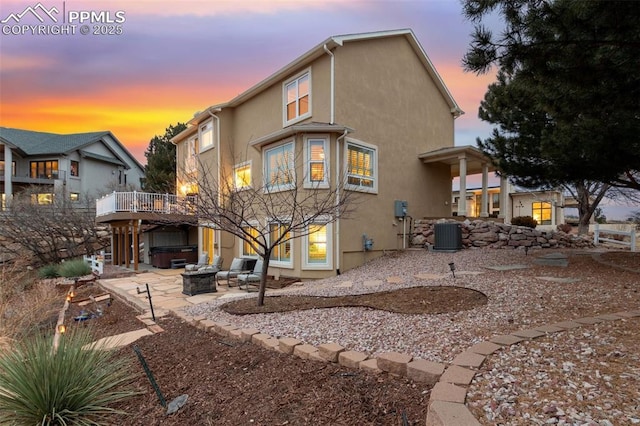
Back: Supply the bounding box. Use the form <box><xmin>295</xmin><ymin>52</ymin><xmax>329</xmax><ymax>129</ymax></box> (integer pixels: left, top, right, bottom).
<box><xmin>96</xmin><ymin>191</ymin><xmax>198</xmax><ymax>217</ymax></box>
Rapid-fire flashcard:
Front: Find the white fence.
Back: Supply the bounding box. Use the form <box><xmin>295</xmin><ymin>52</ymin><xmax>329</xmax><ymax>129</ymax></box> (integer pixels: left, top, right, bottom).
<box><xmin>96</xmin><ymin>191</ymin><xmax>198</xmax><ymax>216</ymax></box>
<box><xmin>83</xmin><ymin>253</ymin><xmax>104</xmax><ymax>276</ymax></box>
<box><xmin>593</xmin><ymin>223</ymin><xmax>637</xmax><ymax>252</ymax></box>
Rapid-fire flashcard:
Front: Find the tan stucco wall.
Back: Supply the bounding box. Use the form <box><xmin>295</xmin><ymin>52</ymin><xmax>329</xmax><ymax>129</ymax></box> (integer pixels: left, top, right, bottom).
<box><xmin>333</xmin><ymin>36</ymin><xmax>455</xmax><ymax>259</ymax></box>
<box><xmin>174</xmin><ymin>34</ymin><xmax>457</xmax><ymax>279</ymax></box>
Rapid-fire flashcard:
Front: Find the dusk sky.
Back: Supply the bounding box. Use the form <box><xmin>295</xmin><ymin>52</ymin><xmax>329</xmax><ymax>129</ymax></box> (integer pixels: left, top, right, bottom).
<box><xmin>1</xmin><ymin>0</ymin><xmax>636</xmax><ymax>219</ymax></box>
<box><xmin>1</xmin><ymin>0</ymin><xmax>496</xmax><ymax>163</ymax></box>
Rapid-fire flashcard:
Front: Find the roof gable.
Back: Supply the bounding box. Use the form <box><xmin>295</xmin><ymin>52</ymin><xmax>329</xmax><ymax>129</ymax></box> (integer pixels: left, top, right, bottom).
<box><xmin>0</xmin><ymin>127</ymin><xmax>109</xmax><ymax>156</ymax></box>
<box><xmin>190</xmin><ymin>28</ymin><xmax>462</xmax><ymax>123</ymax></box>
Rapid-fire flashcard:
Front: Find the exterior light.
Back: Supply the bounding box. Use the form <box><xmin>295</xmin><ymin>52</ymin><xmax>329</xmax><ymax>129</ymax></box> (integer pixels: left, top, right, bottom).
<box><xmin>448</xmin><ymin>262</ymin><xmax>456</xmax><ymax>278</ymax></box>
<box><xmin>57</xmin><ymin>324</ymin><xmax>66</xmax><ymax>334</ymax></box>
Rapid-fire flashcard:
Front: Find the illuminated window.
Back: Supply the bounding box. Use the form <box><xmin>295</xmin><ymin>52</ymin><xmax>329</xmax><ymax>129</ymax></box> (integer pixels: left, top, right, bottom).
<box><xmin>70</xmin><ymin>161</ymin><xmax>79</xmax><ymax>177</ymax></box>
<box><xmin>284</xmin><ymin>70</ymin><xmax>311</xmax><ymax>124</ymax></box>
<box><xmin>532</xmin><ymin>202</ymin><xmax>552</xmax><ymax>225</ymax></box>
<box><xmin>202</xmin><ymin>227</ymin><xmax>215</xmax><ymax>261</ymax></box>
<box><xmin>70</xmin><ymin>192</ymin><xmax>79</xmax><ymax>202</ymax></box>
<box><xmin>303</xmin><ymin>222</ymin><xmax>332</xmax><ymax>269</ymax></box>
<box><xmin>30</xmin><ymin>160</ymin><xmax>59</xmax><ymax>179</ymax></box>
<box><xmin>242</xmin><ymin>225</ymin><xmax>259</xmax><ymax>257</ymax></box>
<box><xmin>304</xmin><ymin>137</ymin><xmax>328</xmax><ymax>188</ymax></box>
<box><xmin>264</xmin><ymin>141</ymin><xmax>294</xmax><ymax>191</ymax></box>
<box><xmin>200</xmin><ymin>121</ymin><xmax>214</xmax><ymax>151</ymax></box>
<box><xmin>31</xmin><ymin>193</ymin><xmax>54</xmax><ymax>205</ymax></box>
<box><xmin>0</xmin><ymin>161</ymin><xmax>16</xmax><ymax>176</ymax></box>
<box><xmin>234</xmin><ymin>162</ymin><xmax>252</xmax><ymax>190</ymax></box>
<box><xmin>346</xmin><ymin>140</ymin><xmax>377</xmax><ymax>192</ymax></box>
<box><xmin>269</xmin><ymin>222</ymin><xmax>291</xmax><ymax>265</ymax></box>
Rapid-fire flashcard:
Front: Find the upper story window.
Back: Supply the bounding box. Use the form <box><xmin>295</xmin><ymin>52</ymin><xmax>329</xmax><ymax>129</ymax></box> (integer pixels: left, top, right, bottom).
<box><xmin>264</xmin><ymin>141</ymin><xmax>294</xmax><ymax>192</ymax></box>
<box><xmin>30</xmin><ymin>160</ymin><xmax>59</xmax><ymax>179</ymax></box>
<box><xmin>304</xmin><ymin>136</ymin><xmax>329</xmax><ymax>188</ymax></box>
<box><xmin>284</xmin><ymin>69</ymin><xmax>311</xmax><ymax>125</ymax></box>
<box><xmin>345</xmin><ymin>139</ymin><xmax>377</xmax><ymax>193</ymax></box>
<box><xmin>199</xmin><ymin>120</ymin><xmax>214</xmax><ymax>151</ymax></box>
<box><xmin>0</xmin><ymin>161</ymin><xmax>16</xmax><ymax>176</ymax></box>
<box><xmin>185</xmin><ymin>136</ymin><xmax>198</xmax><ymax>174</ymax></box>
<box><xmin>70</xmin><ymin>161</ymin><xmax>79</xmax><ymax>177</ymax></box>
<box><xmin>234</xmin><ymin>161</ymin><xmax>252</xmax><ymax>190</ymax></box>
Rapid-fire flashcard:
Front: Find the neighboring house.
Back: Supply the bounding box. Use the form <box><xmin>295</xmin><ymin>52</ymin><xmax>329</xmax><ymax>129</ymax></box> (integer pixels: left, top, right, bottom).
<box><xmin>168</xmin><ymin>28</ymin><xmax>471</xmax><ymax>279</ymax></box>
<box><xmin>0</xmin><ymin>127</ymin><xmax>144</xmax><ymax>209</ymax></box>
<box><xmin>452</xmin><ymin>186</ymin><xmax>566</xmax><ymax>226</ymax></box>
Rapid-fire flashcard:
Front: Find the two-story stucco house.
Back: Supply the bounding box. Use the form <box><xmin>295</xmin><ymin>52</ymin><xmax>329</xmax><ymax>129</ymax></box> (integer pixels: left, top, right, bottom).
<box><xmin>0</xmin><ymin>127</ymin><xmax>144</xmax><ymax>209</ymax></box>
<box><xmin>165</xmin><ymin>29</ymin><xmax>490</xmax><ymax>280</ymax></box>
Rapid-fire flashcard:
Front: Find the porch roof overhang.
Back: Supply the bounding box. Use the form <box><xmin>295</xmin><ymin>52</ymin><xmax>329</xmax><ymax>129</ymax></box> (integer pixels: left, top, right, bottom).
<box><xmin>418</xmin><ymin>145</ymin><xmax>496</xmax><ymax>177</ymax></box>
<box><xmin>248</xmin><ymin>123</ymin><xmax>354</xmax><ymax>149</ymax></box>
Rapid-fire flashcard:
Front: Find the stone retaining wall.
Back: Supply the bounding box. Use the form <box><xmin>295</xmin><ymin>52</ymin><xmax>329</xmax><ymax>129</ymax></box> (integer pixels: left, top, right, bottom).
<box><xmin>411</xmin><ymin>219</ymin><xmax>593</xmax><ymax>250</ymax></box>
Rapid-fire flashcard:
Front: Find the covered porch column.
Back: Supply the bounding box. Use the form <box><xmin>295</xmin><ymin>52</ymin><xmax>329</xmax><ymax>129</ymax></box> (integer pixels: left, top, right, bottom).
<box><xmin>3</xmin><ymin>143</ymin><xmax>12</xmax><ymax>209</ymax></box>
<box><xmin>480</xmin><ymin>163</ymin><xmax>489</xmax><ymax>217</ymax></box>
<box><xmin>457</xmin><ymin>155</ymin><xmax>467</xmax><ymax>216</ymax></box>
<box><xmin>498</xmin><ymin>175</ymin><xmax>512</xmax><ymax>223</ymax></box>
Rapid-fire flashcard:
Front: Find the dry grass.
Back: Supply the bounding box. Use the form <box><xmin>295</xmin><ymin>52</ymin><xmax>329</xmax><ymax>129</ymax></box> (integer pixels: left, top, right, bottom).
<box><xmin>0</xmin><ymin>260</ymin><xmax>62</xmax><ymax>350</ymax></box>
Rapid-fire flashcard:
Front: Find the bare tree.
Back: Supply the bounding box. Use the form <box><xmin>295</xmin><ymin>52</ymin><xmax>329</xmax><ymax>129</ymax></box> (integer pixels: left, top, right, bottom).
<box><xmin>171</xmin><ymin>146</ymin><xmax>357</xmax><ymax>306</ymax></box>
<box><xmin>0</xmin><ymin>187</ymin><xmax>106</xmax><ymax>265</ymax></box>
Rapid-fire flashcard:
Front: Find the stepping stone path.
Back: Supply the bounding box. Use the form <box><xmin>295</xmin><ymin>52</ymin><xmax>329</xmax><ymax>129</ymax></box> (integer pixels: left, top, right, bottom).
<box><xmin>483</xmin><ymin>264</ymin><xmax>529</xmax><ymax>271</ymax></box>
<box><xmin>534</xmin><ymin>252</ymin><xmax>569</xmax><ymax>267</ymax></box>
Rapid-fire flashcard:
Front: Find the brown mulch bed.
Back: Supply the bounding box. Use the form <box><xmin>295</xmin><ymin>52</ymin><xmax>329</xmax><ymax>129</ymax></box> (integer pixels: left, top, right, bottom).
<box><xmin>110</xmin><ymin>315</ymin><xmax>430</xmax><ymax>425</ymax></box>
<box><xmin>599</xmin><ymin>251</ymin><xmax>640</xmax><ymax>270</ymax></box>
<box><xmin>222</xmin><ymin>286</ymin><xmax>487</xmax><ymax>315</ymax></box>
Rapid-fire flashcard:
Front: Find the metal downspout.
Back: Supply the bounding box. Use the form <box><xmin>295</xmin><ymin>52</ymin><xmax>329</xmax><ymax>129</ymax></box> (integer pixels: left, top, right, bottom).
<box><xmin>335</xmin><ymin>129</ymin><xmax>348</xmax><ymax>275</ymax></box>
<box><xmin>207</xmin><ymin>109</ymin><xmax>222</xmax><ymax>257</ymax></box>
<box><xmin>323</xmin><ymin>44</ymin><xmax>335</xmax><ymax>125</ymax></box>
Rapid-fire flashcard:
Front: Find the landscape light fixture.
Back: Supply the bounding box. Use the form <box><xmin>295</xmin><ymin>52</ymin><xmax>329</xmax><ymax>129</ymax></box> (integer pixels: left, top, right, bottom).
<box><xmin>57</xmin><ymin>324</ymin><xmax>66</xmax><ymax>334</ymax></box>
<box><xmin>524</xmin><ymin>246</ymin><xmax>529</xmax><ymax>256</ymax></box>
<box><xmin>448</xmin><ymin>262</ymin><xmax>456</xmax><ymax>278</ymax></box>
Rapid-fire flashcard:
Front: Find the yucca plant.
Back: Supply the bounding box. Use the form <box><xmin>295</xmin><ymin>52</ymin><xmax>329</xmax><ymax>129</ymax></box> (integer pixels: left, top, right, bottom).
<box><xmin>0</xmin><ymin>328</ymin><xmax>138</xmax><ymax>425</ymax></box>
<box><xmin>58</xmin><ymin>259</ymin><xmax>92</xmax><ymax>278</ymax></box>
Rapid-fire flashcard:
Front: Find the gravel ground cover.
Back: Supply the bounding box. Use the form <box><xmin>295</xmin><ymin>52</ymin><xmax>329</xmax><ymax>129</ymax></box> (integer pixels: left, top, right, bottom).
<box><xmin>185</xmin><ymin>248</ymin><xmax>639</xmax><ymax>423</ymax></box>
<box><xmin>186</xmin><ymin>249</ymin><xmax>640</xmax><ymax>363</ymax></box>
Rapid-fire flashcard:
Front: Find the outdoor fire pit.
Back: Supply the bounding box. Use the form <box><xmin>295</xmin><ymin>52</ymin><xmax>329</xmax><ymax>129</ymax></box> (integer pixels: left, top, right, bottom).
<box><xmin>181</xmin><ymin>269</ymin><xmax>217</xmax><ymax>296</ymax></box>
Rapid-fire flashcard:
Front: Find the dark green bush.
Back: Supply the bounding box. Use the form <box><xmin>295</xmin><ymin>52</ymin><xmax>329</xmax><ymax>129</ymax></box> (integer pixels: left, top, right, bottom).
<box><xmin>511</xmin><ymin>216</ymin><xmax>538</xmax><ymax>229</ymax></box>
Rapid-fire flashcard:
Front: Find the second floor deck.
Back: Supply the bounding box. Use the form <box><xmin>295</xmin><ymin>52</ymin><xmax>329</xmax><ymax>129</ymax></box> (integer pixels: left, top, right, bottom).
<box><xmin>96</xmin><ymin>191</ymin><xmax>198</xmax><ymax>223</ymax></box>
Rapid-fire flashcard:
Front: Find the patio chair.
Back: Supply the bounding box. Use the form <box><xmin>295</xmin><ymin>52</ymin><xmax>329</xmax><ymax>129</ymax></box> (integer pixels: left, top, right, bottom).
<box><xmin>185</xmin><ymin>252</ymin><xmax>208</xmax><ymax>272</ymax></box>
<box><xmin>195</xmin><ymin>255</ymin><xmax>223</xmax><ymax>273</ymax></box>
<box><xmin>215</xmin><ymin>257</ymin><xmax>245</xmax><ymax>286</ymax></box>
<box><xmin>237</xmin><ymin>259</ymin><xmax>264</xmax><ymax>292</ymax></box>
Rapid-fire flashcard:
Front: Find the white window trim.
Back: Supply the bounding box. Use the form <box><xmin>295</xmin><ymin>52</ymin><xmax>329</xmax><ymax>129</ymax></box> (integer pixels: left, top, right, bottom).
<box><xmin>303</xmin><ymin>134</ymin><xmax>330</xmax><ymax>189</ymax></box>
<box><xmin>302</xmin><ymin>222</ymin><xmax>333</xmax><ymax>270</ymax></box>
<box><xmin>344</xmin><ymin>138</ymin><xmax>378</xmax><ymax>194</ymax></box>
<box><xmin>282</xmin><ymin>68</ymin><xmax>312</xmax><ymax>127</ymax></box>
<box><xmin>233</xmin><ymin>160</ymin><xmax>252</xmax><ymax>191</ymax></box>
<box><xmin>263</xmin><ymin>139</ymin><xmax>296</xmax><ymax>193</ymax></box>
<box><xmin>239</xmin><ymin>220</ymin><xmax>260</xmax><ymax>259</ymax></box>
<box><xmin>199</xmin><ymin>120</ymin><xmax>215</xmax><ymax>153</ymax></box>
<box><xmin>268</xmin><ymin>220</ymin><xmax>293</xmax><ymax>269</ymax></box>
